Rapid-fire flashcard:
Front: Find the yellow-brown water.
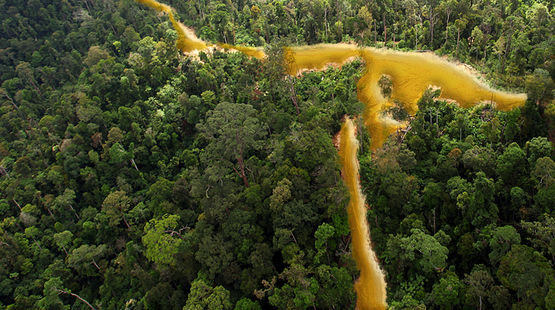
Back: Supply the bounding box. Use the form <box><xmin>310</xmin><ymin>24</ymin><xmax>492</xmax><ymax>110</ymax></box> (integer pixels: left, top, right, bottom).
<box><xmin>339</xmin><ymin>119</ymin><xmax>387</xmax><ymax>310</ymax></box>
<box><xmin>135</xmin><ymin>0</ymin><xmax>209</xmax><ymax>52</ymax></box>
<box><xmin>134</xmin><ymin>1</ymin><xmax>527</xmax><ymax>308</ymax></box>
<box><xmin>280</xmin><ymin>44</ymin><xmax>526</xmax><ymax>149</ymax></box>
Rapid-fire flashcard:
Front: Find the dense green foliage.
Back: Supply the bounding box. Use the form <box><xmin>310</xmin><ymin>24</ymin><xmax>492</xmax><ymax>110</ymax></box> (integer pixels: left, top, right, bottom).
<box><xmin>0</xmin><ymin>0</ymin><xmax>554</xmax><ymax>309</ymax></box>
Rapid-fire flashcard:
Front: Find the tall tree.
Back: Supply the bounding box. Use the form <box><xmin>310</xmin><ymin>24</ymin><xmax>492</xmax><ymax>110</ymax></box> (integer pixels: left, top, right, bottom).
<box><xmin>197</xmin><ymin>102</ymin><xmax>266</xmax><ymax>187</ymax></box>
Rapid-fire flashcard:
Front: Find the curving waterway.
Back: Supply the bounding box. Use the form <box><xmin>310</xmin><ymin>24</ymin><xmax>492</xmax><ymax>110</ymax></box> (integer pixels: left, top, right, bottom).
<box><xmin>134</xmin><ymin>1</ymin><xmax>527</xmax><ymax>308</ymax></box>
<box><xmin>339</xmin><ymin>118</ymin><xmax>387</xmax><ymax>309</ymax></box>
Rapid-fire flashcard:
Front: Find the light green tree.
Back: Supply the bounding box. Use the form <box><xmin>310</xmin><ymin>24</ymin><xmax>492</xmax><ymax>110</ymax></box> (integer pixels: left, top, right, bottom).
<box><xmin>102</xmin><ymin>191</ymin><xmax>131</xmax><ymax>228</ymax></box>
<box><xmin>142</xmin><ymin>214</ymin><xmax>184</xmax><ymax>266</ymax></box>
<box><xmin>183</xmin><ymin>275</ymin><xmax>232</xmax><ymax>310</ymax></box>
<box><xmin>36</xmin><ymin>277</ymin><xmax>67</xmax><ymax>309</ymax></box>
<box><xmin>430</xmin><ymin>272</ymin><xmax>464</xmax><ymax>309</ymax></box>
<box><xmin>53</xmin><ymin>230</ymin><xmax>73</xmax><ymax>256</ymax></box>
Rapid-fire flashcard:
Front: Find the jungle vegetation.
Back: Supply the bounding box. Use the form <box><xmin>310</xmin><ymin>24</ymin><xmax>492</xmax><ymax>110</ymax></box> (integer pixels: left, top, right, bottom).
<box><xmin>0</xmin><ymin>0</ymin><xmax>554</xmax><ymax>309</ymax></box>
